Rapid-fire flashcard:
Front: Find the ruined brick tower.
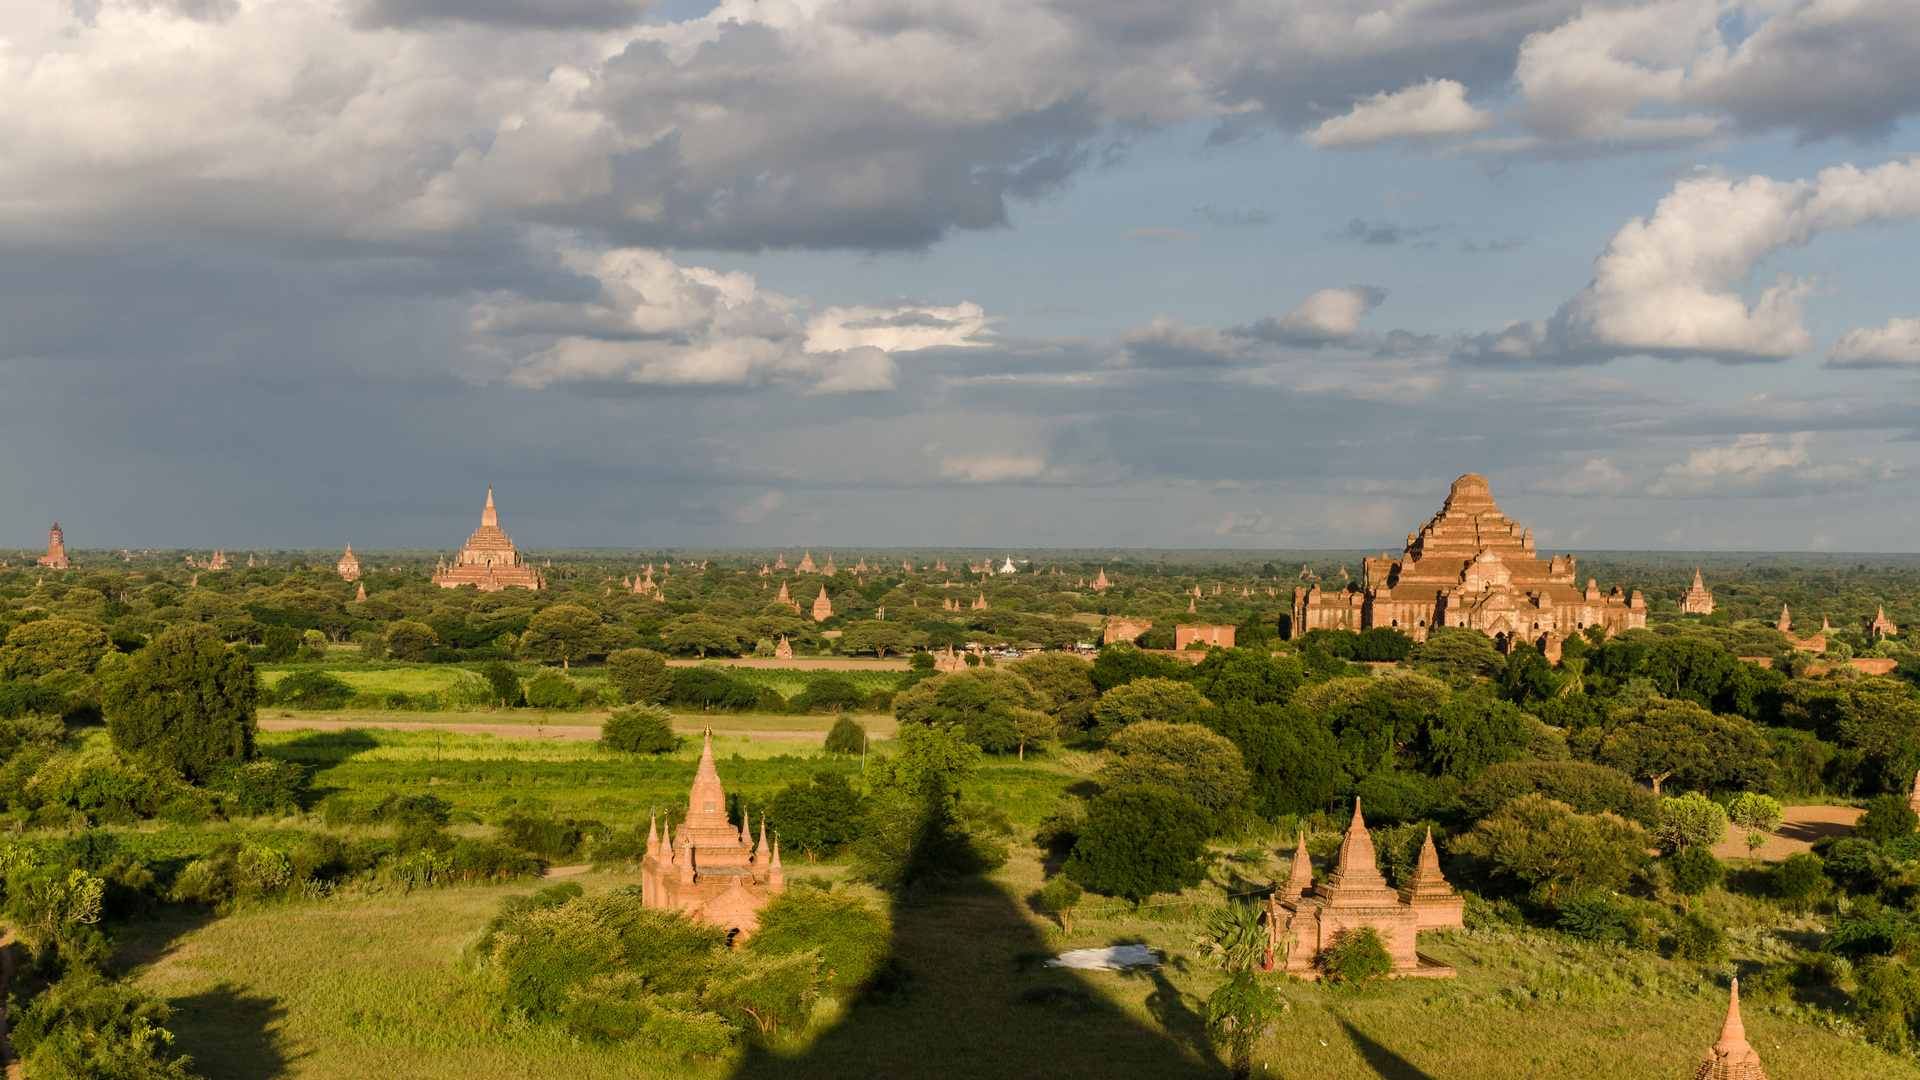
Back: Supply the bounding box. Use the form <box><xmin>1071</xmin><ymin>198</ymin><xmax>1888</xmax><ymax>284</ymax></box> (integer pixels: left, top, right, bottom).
<box><xmin>37</xmin><ymin>524</ymin><xmax>70</xmax><ymax>570</ymax></box>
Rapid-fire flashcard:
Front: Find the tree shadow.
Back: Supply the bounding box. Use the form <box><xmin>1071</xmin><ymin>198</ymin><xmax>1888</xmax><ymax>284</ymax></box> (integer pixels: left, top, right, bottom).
<box><xmin>727</xmin><ymin>877</ymin><xmax>1224</xmax><ymax>1080</ymax></box>
<box><xmin>262</xmin><ymin>728</ymin><xmax>380</xmax><ymax>806</ymax></box>
<box><xmin>165</xmin><ymin>983</ymin><xmax>299</xmax><ymax>1080</ymax></box>
<box><xmin>1338</xmin><ymin>1018</ymin><xmax>1437</xmax><ymax>1080</ymax></box>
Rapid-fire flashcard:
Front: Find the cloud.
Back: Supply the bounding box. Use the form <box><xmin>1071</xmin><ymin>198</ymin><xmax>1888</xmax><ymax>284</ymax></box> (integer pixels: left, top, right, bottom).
<box><xmin>1110</xmin><ymin>315</ymin><xmax>1248</xmax><ymax>368</ymax></box>
<box><xmin>935</xmin><ymin>455</ymin><xmax>1048</xmax><ymax>484</ymax></box>
<box><xmin>1684</xmin><ymin>0</ymin><xmax>1920</xmax><ymax>142</ymax></box>
<box><xmin>731</xmin><ymin>491</ymin><xmax>786</xmax><ymax>523</ymax></box>
<box><xmin>1343</xmin><ymin>219</ymin><xmax>1440</xmax><ymax>246</ymax></box>
<box><xmin>354</xmin><ymin>0</ymin><xmax>649</xmax><ymax>30</ymax></box>
<box><xmin>473</xmin><ymin>245</ymin><xmax>976</xmax><ymax>391</ymax></box>
<box><xmin>1123</xmin><ymin>228</ymin><xmax>1196</xmax><ymax>243</ymax></box>
<box><xmin>803</xmin><ymin>302</ymin><xmax>993</xmax><ymax>354</ymax></box>
<box><xmin>1528</xmin><ymin>457</ymin><xmax>1629</xmax><ymax>495</ymax></box>
<box><xmin>1208</xmin><ymin>509</ymin><xmax>1275</xmax><ymax>537</ymax></box>
<box><xmin>1828</xmin><ymin>318</ymin><xmax>1920</xmax><ymax>369</ymax></box>
<box><xmin>1305</xmin><ymin>79</ymin><xmax>1491</xmax><ymax>148</ymax></box>
<box><xmin>1643</xmin><ymin>433</ymin><xmax>1898</xmax><ymax>497</ymax></box>
<box><xmin>1457</xmin><ymin>159</ymin><xmax>1920</xmax><ymax>364</ymax></box>
<box><xmin>1511</xmin><ymin>0</ymin><xmax>1725</xmax><ymax>145</ymax></box>
<box><xmin>1237</xmin><ymin>286</ymin><xmax>1386</xmax><ymax>347</ymax></box>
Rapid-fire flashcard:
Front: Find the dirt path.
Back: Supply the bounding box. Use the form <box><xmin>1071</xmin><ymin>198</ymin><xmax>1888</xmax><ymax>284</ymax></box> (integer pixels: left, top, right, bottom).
<box><xmin>1712</xmin><ymin>804</ymin><xmax>1863</xmax><ymax>861</ymax></box>
<box><xmin>255</xmin><ymin>718</ymin><xmax>832</xmax><ymax>741</ymax></box>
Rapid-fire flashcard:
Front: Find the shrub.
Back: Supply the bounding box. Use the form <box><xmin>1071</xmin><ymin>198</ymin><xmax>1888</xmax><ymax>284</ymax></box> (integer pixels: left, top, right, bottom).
<box><xmin>1774</xmin><ymin>852</ymin><xmax>1829</xmax><ymax>909</ymax></box>
<box><xmin>1206</xmin><ymin>968</ymin><xmax>1285</xmax><ymax>1079</ymax></box>
<box><xmin>1858</xmin><ymin>793</ymin><xmax>1920</xmax><ymax>844</ymax></box>
<box><xmin>823</xmin><ymin>717</ymin><xmax>867</xmax><ymax>755</ymax></box>
<box><xmin>669</xmin><ymin>668</ymin><xmax>764</xmax><ymax>712</ymax></box>
<box><xmin>1654</xmin><ymin>793</ymin><xmax>1728</xmax><ymax>854</ymax></box>
<box><xmin>601</xmin><ymin>706</ymin><xmax>680</xmax><ymax>754</ymax></box>
<box><xmin>1671</xmin><ymin>913</ymin><xmax>1727</xmax><ymax>964</ymax></box>
<box><xmin>524</xmin><ymin>671</ymin><xmax>584</xmax><ymax>710</ymax></box>
<box><xmin>1040</xmin><ymin>877</ymin><xmax>1084</xmax><ymax>933</ymax></box>
<box><xmin>747</xmin><ymin>887</ymin><xmax>891</xmax><ymax>996</ymax></box>
<box><xmin>851</xmin><ymin>791</ymin><xmax>1006</xmax><ymax>901</ymax></box>
<box><xmin>766</xmin><ymin>771</ymin><xmax>865</xmax><ymax>861</ymax></box>
<box><xmin>1855</xmin><ymin>958</ymin><xmax>1920</xmax><ymax>1051</ymax></box>
<box><xmin>496</xmin><ymin>813</ymin><xmax>607</xmax><ymax>861</ymax></box>
<box><xmin>207</xmin><ymin>758</ymin><xmax>308</xmax><ymax>816</ymax></box>
<box><xmin>1726</xmin><ymin>791</ymin><xmax>1784</xmax><ymax>850</ymax></box>
<box><xmin>321</xmin><ymin>792</ymin><xmax>452</xmax><ymax>828</ymax></box>
<box><xmin>1821</xmin><ymin>837</ymin><xmax>1890</xmax><ymax>892</ymax></box>
<box><xmin>1099</xmin><ymin>721</ymin><xmax>1249</xmax><ymax>813</ymax></box>
<box><xmin>1064</xmin><ymin>787</ymin><xmax>1211</xmax><ymax>902</ymax></box>
<box><xmin>384</xmin><ymin>620</ymin><xmax>439</xmax><ymax>662</ymax></box>
<box><xmin>10</xmin><ymin>965</ymin><xmax>197</xmax><ymax>1080</ymax></box>
<box><xmin>1556</xmin><ymin>891</ymin><xmax>1637</xmax><ymax>943</ymax></box>
<box><xmin>788</xmin><ymin>675</ymin><xmax>866</xmax><ymax>714</ymax></box>
<box><xmin>269</xmin><ymin>670</ymin><xmax>354</xmax><ymax>709</ymax></box>
<box><xmin>1459</xmin><ymin>760</ymin><xmax>1659</xmax><ymax>826</ymax></box>
<box><xmin>1667</xmin><ymin>847</ymin><xmax>1725</xmax><ymax>901</ymax></box>
<box><xmin>606</xmin><ymin>649</ymin><xmax>673</xmax><ymax>705</ymax></box>
<box><xmin>103</xmin><ymin>625</ymin><xmax>259</xmax><ymax>783</ymax></box>
<box><xmin>480</xmin><ymin>661</ymin><xmax>522</xmax><ymax>707</ymax></box>
<box><xmin>1826</xmin><ymin>909</ymin><xmax>1920</xmax><ymax>960</ymax></box>
<box><xmin>1319</xmin><ymin>925</ymin><xmax>1394</xmax><ymax>988</ymax></box>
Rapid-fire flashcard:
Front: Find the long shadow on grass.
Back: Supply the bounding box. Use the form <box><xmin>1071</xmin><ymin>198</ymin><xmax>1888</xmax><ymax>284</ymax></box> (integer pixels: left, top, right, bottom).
<box><xmin>728</xmin><ymin>879</ymin><xmax>1224</xmax><ymax>1080</ymax></box>
<box><xmin>166</xmin><ymin>983</ymin><xmax>298</xmax><ymax>1080</ymax></box>
<box><xmin>1338</xmin><ymin>1019</ymin><xmax>1436</xmax><ymax>1080</ymax></box>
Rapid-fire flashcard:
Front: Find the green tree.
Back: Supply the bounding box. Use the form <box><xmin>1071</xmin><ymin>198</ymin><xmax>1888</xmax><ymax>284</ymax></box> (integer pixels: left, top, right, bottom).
<box><xmin>851</xmin><ymin>790</ymin><xmax>1003</xmax><ymax>901</ymax></box>
<box><xmin>1064</xmin><ymin>787</ymin><xmax>1211</xmax><ymax>902</ymax></box>
<box><xmin>747</xmin><ymin>888</ymin><xmax>891</xmax><ymax>997</ymax></box>
<box><xmin>1089</xmin><ymin>677</ymin><xmax>1210</xmax><ymax>738</ymax></box>
<box><xmin>1194</xmin><ymin>701</ymin><xmax>1341</xmax><ymax>818</ymax></box>
<box><xmin>1408</xmin><ymin>627</ymin><xmax>1504</xmax><ymax>686</ymax></box>
<box><xmin>1498</xmin><ymin>642</ymin><xmax>1555</xmax><ymax>705</ymax></box>
<box><xmin>838</xmin><ymin>621</ymin><xmax>910</xmax><ymax>660</ymax></box>
<box><xmin>1007</xmin><ymin>653</ymin><xmax>1098</xmax><ymax>728</ymax></box>
<box><xmin>1040</xmin><ymin>876</ymin><xmax>1084</xmax><ymax>933</ymax></box>
<box><xmin>1581</xmin><ymin>699</ymin><xmax>1773</xmax><ymax>795</ymax></box>
<box><xmin>1452</xmin><ymin>792</ymin><xmax>1649</xmax><ymax>903</ymax></box>
<box><xmin>766</xmin><ymin>771</ymin><xmax>865</xmax><ymax>861</ymax></box>
<box><xmin>892</xmin><ymin>670</ymin><xmax>1050</xmax><ymax>755</ymax></box>
<box><xmin>605</xmin><ymin>648</ymin><xmax>673</xmax><ymax>705</ymax></box>
<box><xmin>1666</xmin><ymin>846</ymin><xmax>1724</xmax><ymax>908</ymax></box>
<box><xmin>1100</xmin><ymin>721</ymin><xmax>1250</xmax><ymax>813</ymax></box>
<box><xmin>1206</xmin><ymin>968</ymin><xmax>1283</xmax><ymax>1080</ymax></box>
<box><xmin>1727</xmin><ymin>791</ymin><xmax>1784</xmax><ymax>853</ymax></box>
<box><xmin>1774</xmin><ymin>852</ymin><xmax>1828</xmax><ymax>910</ymax></box>
<box><xmin>1654</xmin><ymin>792</ymin><xmax>1729</xmax><ymax>853</ymax></box>
<box><xmin>522</xmin><ymin>604</ymin><xmax>624</xmax><ymax>667</ymax></box>
<box><xmin>601</xmin><ymin>705</ymin><xmax>681</xmax><ymax>754</ymax></box>
<box><xmin>1858</xmin><ymin>793</ymin><xmax>1920</xmax><ymax>843</ymax></box>
<box><xmin>1418</xmin><ymin>695</ymin><xmax>1529</xmax><ymax>780</ymax></box>
<box><xmin>823</xmin><ymin>717</ymin><xmax>868</xmax><ymax>755</ymax></box>
<box><xmin>104</xmin><ymin>625</ymin><xmax>259</xmax><ymax>783</ymax></box>
<box><xmin>0</xmin><ymin>618</ymin><xmax>110</xmax><ymax>679</ymax></box>
<box><xmin>480</xmin><ymin>660</ymin><xmax>522</xmax><ymax>707</ymax></box>
<box><xmin>384</xmin><ymin>620</ymin><xmax>439</xmax><ymax>662</ymax></box>
<box><xmin>866</xmin><ymin>723</ymin><xmax>981</xmax><ymax>807</ymax></box>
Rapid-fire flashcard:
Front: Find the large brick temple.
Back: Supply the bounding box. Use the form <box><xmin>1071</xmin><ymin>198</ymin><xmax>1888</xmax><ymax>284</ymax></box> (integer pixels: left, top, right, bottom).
<box><xmin>431</xmin><ymin>488</ymin><xmax>545</xmax><ymax>592</ymax></box>
<box><xmin>1291</xmin><ymin>473</ymin><xmax>1645</xmax><ymax>660</ymax></box>
<box><xmin>641</xmin><ymin>731</ymin><xmax>785</xmax><ymax>939</ymax></box>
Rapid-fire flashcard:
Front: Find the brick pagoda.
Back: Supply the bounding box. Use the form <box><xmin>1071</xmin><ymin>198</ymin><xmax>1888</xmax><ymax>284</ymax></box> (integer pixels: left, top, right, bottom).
<box><xmin>1679</xmin><ymin>568</ymin><xmax>1715</xmax><ymax>615</ymax></box>
<box><xmin>1693</xmin><ymin>980</ymin><xmax>1767</xmax><ymax>1080</ymax></box>
<box><xmin>431</xmin><ymin>488</ymin><xmax>544</xmax><ymax>592</ymax></box>
<box><xmin>336</xmin><ymin>545</ymin><xmax>361</xmax><ymax>582</ymax></box>
<box><xmin>36</xmin><ymin>524</ymin><xmax>70</xmax><ymax>570</ymax></box>
<box><xmin>640</xmin><ymin>731</ymin><xmax>786</xmax><ymax>939</ymax></box>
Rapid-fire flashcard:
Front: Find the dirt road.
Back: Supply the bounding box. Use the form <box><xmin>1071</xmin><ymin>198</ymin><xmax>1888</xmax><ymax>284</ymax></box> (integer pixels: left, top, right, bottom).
<box><xmin>1711</xmin><ymin>803</ymin><xmax>1862</xmax><ymax>861</ymax></box>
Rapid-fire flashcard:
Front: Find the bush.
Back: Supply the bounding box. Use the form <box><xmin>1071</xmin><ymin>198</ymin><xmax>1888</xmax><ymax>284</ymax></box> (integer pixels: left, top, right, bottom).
<box><xmin>766</xmin><ymin>771</ymin><xmax>865</xmax><ymax>861</ymax></box>
<box><xmin>1654</xmin><ymin>793</ymin><xmax>1728</xmax><ymax>854</ymax></box>
<box><xmin>10</xmin><ymin>965</ymin><xmax>198</xmax><ymax>1080</ymax></box>
<box><xmin>1774</xmin><ymin>852</ymin><xmax>1829</xmax><ymax>909</ymax></box>
<box><xmin>207</xmin><ymin>758</ymin><xmax>308</xmax><ymax>816</ymax></box>
<box><xmin>480</xmin><ymin>661</ymin><xmax>522</xmax><ymax>707</ymax></box>
<box><xmin>606</xmin><ymin>649</ymin><xmax>673</xmax><ymax>705</ymax></box>
<box><xmin>1671</xmin><ymin>913</ymin><xmax>1727</xmax><ymax>964</ymax></box>
<box><xmin>1319</xmin><ymin>925</ymin><xmax>1393</xmax><ymax>988</ymax></box>
<box><xmin>824</xmin><ymin>717</ymin><xmax>867</xmax><ymax>755</ymax></box>
<box><xmin>268</xmin><ymin>670</ymin><xmax>354</xmax><ymax>710</ymax></box>
<box><xmin>1452</xmin><ymin>793</ymin><xmax>1650</xmax><ymax>903</ymax></box>
<box><xmin>103</xmin><ymin>625</ymin><xmax>259</xmax><ymax>783</ymax></box>
<box><xmin>495</xmin><ymin>813</ymin><xmax>607</xmax><ymax>861</ymax></box>
<box><xmin>669</xmin><ymin>668</ymin><xmax>764</xmax><ymax>712</ymax></box>
<box><xmin>788</xmin><ymin>675</ymin><xmax>867</xmax><ymax>714</ymax></box>
<box><xmin>1858</xmin><ymin>793</ymin><xmax>1920</xmax><ymax>844</ymax></box>
<box><xmin>1459</xmin><ymin>760</ymin><xmax>1659</xmax><ymax>826</ymax></box>
<box><xmin>747</xmin><ymin>887</ymin><xmax>891</xmax><ymax>996</ymax></box>
<box><xmin>601</xmin><ymin>706</ymin><xmax>680</xmax><ymax>754</ymax></box>
<box><xmin>1064</xmin><ymin>787</ymin><xmax>1211</xmax><ymax>902</ymax></box>
<box><xmin>524</xmin><ymin>671</ymin><xmax>584</xmax><ymax>710</ymax></box>
<box><xmin>321</xmin><ymin>792</ymin><xmax>452</xmax><ymax>828</ymax></box>
<box><xmin>1855</xmin><ymin>958</ymin><xmax>1920</xmax><ymax>1051</ymax></box>
<box><xmin>851</xmin><ymin>791</ymin><xmax>1006</xmax><ymax>901</ymax></box>
<box><xmin>1667</xmin><ymin>846</ymin><xmax>1725</xmax><ymax>900</ymax></box>
<box><xmin>1556</xmin><ymin>891</ymin><xmax>1637</xmax><ymax>943</ymax></box>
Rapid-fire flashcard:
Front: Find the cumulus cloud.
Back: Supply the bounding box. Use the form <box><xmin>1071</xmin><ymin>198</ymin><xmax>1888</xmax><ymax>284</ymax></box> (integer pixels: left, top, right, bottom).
<box><xmin>1828</xmin><ymin>318</ymin><xmax>1920</xmax><ymax>369</ymax></box>
<box><xmin>1239</xmin><ymin>286</ymin><xmax>1386</xmax><ymax>347</ymax></box>
<box><xmin>354</xmin><ymin>0</ymin><xmax>649</xmax><ymax>30</ymax></box>
<box><xmin>731</xmin><ymin>490</ymin><xmax>786</xmax><ymax>523</ymax></box>
<box><xmin>1110</xmin><ymin>315</ymin><xmax>1248</xmax><ymax>368</ymax></box>
<box><xmin>1457</xmin><ymin>159</ymin><xmax>1920</xmax><ymax>364</ymax></box>
<box><xmin>1644</xmin><ymin>433</ymin><xmax>1898</xmax><ymax>497</ymax></box>
<box><xmin>472</xmin><ymin>245</ymin><xmax>976</xmax><ymax>391</ymax></box>
<box><xmin>1529</xmin><ymin>457</ymin><xmax>1629</xmax><ymax>495</ymax></box>
<box><xmin>1305</xmin><ymin>79</ymin><xmax>1491</xmax><ymax>148</ymax></box>
<box><xmin>935</xmin><ymin>455</ymin><xmax>1048</xmax><ymax>484</ymax></box>
<box><xmin>1685</xmin><ymin>0</ymin><xmax>1920</xmax><ymax>142</ymax></box>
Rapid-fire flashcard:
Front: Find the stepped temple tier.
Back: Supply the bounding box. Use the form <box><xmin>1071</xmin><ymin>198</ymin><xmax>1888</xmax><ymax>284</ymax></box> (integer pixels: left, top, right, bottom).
<box><xmin>431</xmin><ymin>488</ymin><xmax>545</xmax><ymax>592</ymax></box>
<box><xmin>37</xmin><ymin>524</ymin><xmax>70</xmax><ymax>570</ymax></box>
<box><xmin>641</xmin><ymin>731</ymin><xmax>785</xmax><ymax>939</ymax></box>
<box><xmin>1263</xmin><ymin>800</ymin><xmax>1461</xmax><ymax>978</ymax></box>
<box><xmin>336</xmin><ymin>545</ymin><xmax>361</xmax><ymax>582</ymax></box>
<box><xmin>1679</xmin><ymin>568</ymin><xmax>1715</xmax><ymax>615</ymax></box>
<box><xmin>1291</xmin><ymin>473</ymin><xmax>1645</xmax><ymax>661</ymax></box>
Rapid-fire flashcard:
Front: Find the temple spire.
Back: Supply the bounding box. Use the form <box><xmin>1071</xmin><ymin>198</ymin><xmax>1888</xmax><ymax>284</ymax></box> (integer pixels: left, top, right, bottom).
<box><xmin>1693</xmin><ymin>979</ymin><xmax>1767</xmax><ymax>1080</ymax></box>
<box><xmin>482</xmin><ymin>485</ymin><xmax>498</xmax><ymax>528</ymax></box>
<box><xmin>647</xmin><ymin>813</ymin><xmax>660</xmax><ymax>857</ymax></box>
<box><xmin>1282</xmin><ymin>830</ymin><xmax>1313</xmax><ymax>897</ymax></box>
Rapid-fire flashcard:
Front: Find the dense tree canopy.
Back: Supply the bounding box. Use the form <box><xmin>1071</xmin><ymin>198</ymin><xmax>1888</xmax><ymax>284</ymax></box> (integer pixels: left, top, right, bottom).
<box><xmin>103</xmin><ymin>625</ymin><xmax>259</xmax><ymax>782</ymax></box>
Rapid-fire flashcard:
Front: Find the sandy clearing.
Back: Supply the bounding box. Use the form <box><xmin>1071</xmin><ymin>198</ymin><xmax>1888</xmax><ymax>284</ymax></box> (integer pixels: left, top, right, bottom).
<box><xmin>1712</xmin><ymin>804</ymin><xmax>1863</xmax><ymax>861</ymax></box>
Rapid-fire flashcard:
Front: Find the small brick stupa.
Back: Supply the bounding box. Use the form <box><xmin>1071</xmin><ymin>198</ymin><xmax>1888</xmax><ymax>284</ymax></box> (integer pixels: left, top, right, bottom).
<box><xmin>1870</xmin><ymin>606</ymin><xmax>1898</xmax><ymax>639</ymax></box>
<box><xmin>1263</xmin><ymin>800</ymin><xmax>1458</xmax><ymax>978</ymax></box>
<box><xmin>1679</xmin><ymin>568</ymin><xmax>1714</xmax><ymax>615</ymax></box>
<box><xmin>431</xmin><ymin>488</ymin><xmax>545</xmax><ymax>592</ymax></box>
<box><xmin>640</xmin><ymin>731</ymin><xmax>785</xmax><ymax>939</ymax></box>
<box><xmin>1693</xmin><ymin>980</ymin><xmax>1767</xmax><ymax>1080</ymax></box>
<box><xmin>811</xmin><ymin>586</ymin><xmax>833</xmax><ymax>622</ymax></box>
<box><xmin>36</xmin><ymin>524</ymin><xmax>71</xmax><ymax>570</ymax></box>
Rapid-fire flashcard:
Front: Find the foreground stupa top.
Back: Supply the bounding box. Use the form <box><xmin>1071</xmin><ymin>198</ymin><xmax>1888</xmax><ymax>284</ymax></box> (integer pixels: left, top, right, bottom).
<box><xmin>431</xmin><ymin>488</ymin><xmax>545</xmax><ymax>592</ymax></box>
<box><xmin>1292</xmin><ymin>473</ymin><xmax>1645</xmax><ymax>660</ymax></box>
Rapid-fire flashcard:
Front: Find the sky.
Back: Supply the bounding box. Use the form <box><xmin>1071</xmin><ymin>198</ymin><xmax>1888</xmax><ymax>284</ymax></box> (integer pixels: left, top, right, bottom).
<box><xmin>7</xmin><ymin>0</ymin><xmax>1920</xmax><ymax>554</ymax></box>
